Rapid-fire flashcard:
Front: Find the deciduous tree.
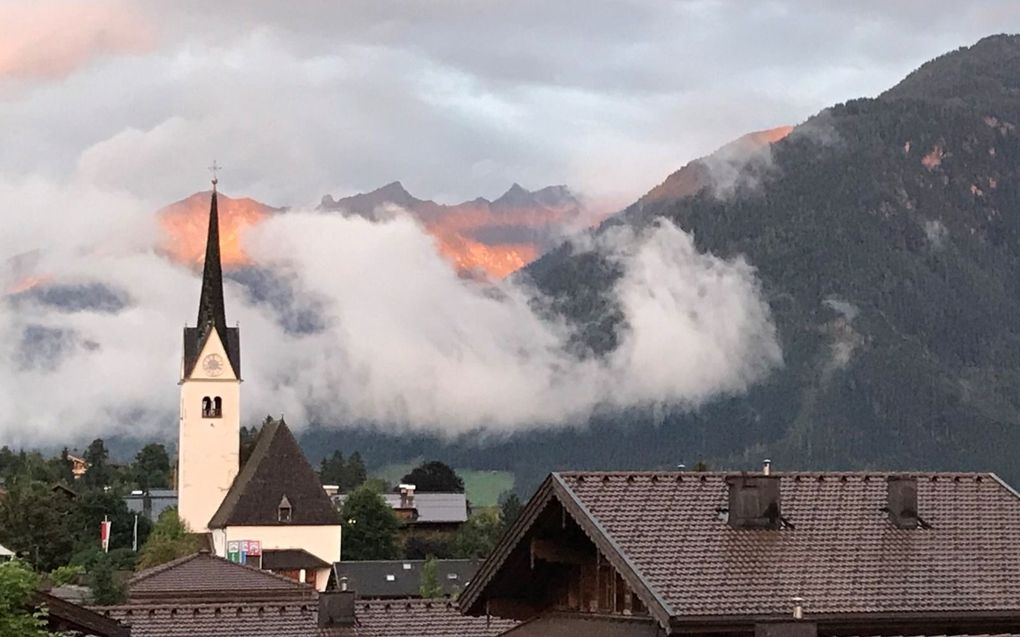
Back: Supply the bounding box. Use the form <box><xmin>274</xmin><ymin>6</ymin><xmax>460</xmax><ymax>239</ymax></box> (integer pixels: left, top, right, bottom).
<box><xmin>401</xmin><ymin>461</ymin><xmax>464</xmax><ymax>493</ymax></box>
<box><xmin>136</xmin><ymin>509</ymin><xmax>202</xmax><ymax>570</ymax></box>
<box><xmin>340</xmin><ymin>486</ymin><xmax>400</xmax><ymax>560</ymax></box>
<box><xmin>133</xmin><ymin>444</ymin><xmax>171</xmax><ymax>492</ymax></box>
<box><xmin>0</xmin><ymin>560</ymin><xmax>51</xmax><ymax>637</ymax></box>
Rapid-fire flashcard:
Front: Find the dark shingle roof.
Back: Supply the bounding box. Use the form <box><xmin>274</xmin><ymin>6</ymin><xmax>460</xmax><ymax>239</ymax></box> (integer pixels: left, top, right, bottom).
<box><xmin>129</xmin><ymin>551</ymin><xmax>316</xmax><ymax>603</ymax></box>
<box><xmin>263</xmin><ymin>549</ymin><xmax>331</xmax><ymax>571</ymax></box>
<box><xmin>464</xmin><ymin>471</ymin><xmax>1020</xmax><ymax>626</ymax></box>
<box><xmin>382</xmin><ymin>493</ymin><xmax>468</xmax><ymax>523</ymax></box>
<box><xmin>208</xmin><ymin>419</ymin><xmax>339</xmax><ymax>528</ymax></box>
<box><xmin>98</xmin><ymin>599</ymin><xmax>516</xmax><ymax>637</ymax></box>
<box><xmin>332</xmin><ymin>560</ymin><xmax>482</xmax><ymax>598</ymax></box>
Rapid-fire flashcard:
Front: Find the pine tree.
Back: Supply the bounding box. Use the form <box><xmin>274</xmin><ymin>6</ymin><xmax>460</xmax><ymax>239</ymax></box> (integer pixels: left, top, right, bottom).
<box><xmin>342</xmin><ymin>452</ymin><xmax>367</xmax><ymax>490</ymax></box>
<box><xmin>82</xmin><ymin>439</ymin><xmax>111</xmax><ymax>489</ymax></box>
<box><xmin>88</xmin><ymin>554</ymin><xmax>125</xmax><ymax>605</ymax></box>
<box><xmin>418</xmin><ymin>555</ymin><xmax>443</xmax><ymax>598</ymax></box>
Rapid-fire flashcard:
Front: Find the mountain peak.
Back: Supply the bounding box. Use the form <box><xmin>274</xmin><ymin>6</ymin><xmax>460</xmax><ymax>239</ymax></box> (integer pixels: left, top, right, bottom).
<box><xmin>374</xmin><ymin>180</ymin><xmax>413</xmax><ymax>200</ymax></box>
<box><xmin>882</xmin><ymin>33</ymin><xmax>1020</xmax><ymax>102</ymax></box>
<box><xmin>494</xmin><ymin>183</ymin><xmax>535</xmax><ymax>207</ymax></box>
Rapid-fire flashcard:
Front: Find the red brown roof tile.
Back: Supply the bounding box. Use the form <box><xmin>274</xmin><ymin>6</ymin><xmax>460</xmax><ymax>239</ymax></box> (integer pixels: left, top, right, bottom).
<box><xmin>336</xmin><ymin>599</ymin><xmax>517</xmax><ymax>637</ymax></box>
<box><xmin>463</xmin><ymin>471</ymin><xmax>1020</xmax><ymax>627</ymax></box>
<box><xmin>129</xmin><ymin>551</ymin><xmax>316</xmax><ymax>603</ymax></box>
<box><xmin>99</xmin><ymin>598</ymin><xmax>516</xmax><ymax>637</ymax></box>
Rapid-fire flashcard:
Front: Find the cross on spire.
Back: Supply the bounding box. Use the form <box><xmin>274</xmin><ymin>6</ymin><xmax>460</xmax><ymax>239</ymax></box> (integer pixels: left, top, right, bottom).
<box><xmin>208</xmin><ymin>160</ymin><xmax>222</xmax><ymax>190</ymax></box>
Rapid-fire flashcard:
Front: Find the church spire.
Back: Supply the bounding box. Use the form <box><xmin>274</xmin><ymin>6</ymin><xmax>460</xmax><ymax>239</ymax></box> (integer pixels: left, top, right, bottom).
<box><xmin>196</xmin><ymin>169</ymin><xmax>227</xmax><ymax>338</ymax></box>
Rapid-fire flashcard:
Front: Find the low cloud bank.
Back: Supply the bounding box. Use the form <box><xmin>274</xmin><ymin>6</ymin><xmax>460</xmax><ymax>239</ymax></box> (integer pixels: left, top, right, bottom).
<box><xmin>0</xmin><ymin>184</ymin><xmax>781</xmax><ymax>446</ymax></box>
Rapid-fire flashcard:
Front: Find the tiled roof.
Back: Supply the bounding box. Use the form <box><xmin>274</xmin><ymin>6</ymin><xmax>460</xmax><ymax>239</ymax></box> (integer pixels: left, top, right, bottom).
<box><xmin>129</xmin><ymin>551</ymin><xmax>316</xmax><ymax>603</ymax></box>
<box><xmin>339</xmin><ymin>599</ymin><xmax>517</xmax><ymax>637</ymax></box>
<box><xmin>332</xmin><ymin>493</ymin><xmax>470</xmax><ymax>524</ymax></box>
<box><xmin>98</xmin><ymin>599</ymin><xmax>516</xmax><ymax>637</ymax></box>
<box><xmin>556</xmin><ymin>471</ymin><xmax>1020</xmax><ymax>617</ymax></box>
<box><xmin>382</xmin><ymin>493</ymin><xmax>468</xmax><ymax>523</ymax></box>
<box><xmin>332</xmin><ymin>559</ymin><xmax>482</xmax><ymax>598</ymax></box>
<box><xmin>208</xmin><ymin>419</ymin><xmax>339</xmax><ymax>528</ymax></box>
<box><xmin>99</xmin><ymin>602</ymin><xmax>319</xmax><ymax>637</ymax></box>
<box><xmin>36</xmin><ymin>591</ymin><xmax>130</xmax><ymax>637</ymax></box>
<box><xmin>263</xmin><ymin>549</ymin><xmax>331</xmax><ymax>571</ymax></box>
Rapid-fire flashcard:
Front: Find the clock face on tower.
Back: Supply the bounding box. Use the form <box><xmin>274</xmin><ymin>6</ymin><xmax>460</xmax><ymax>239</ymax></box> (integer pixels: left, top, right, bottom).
<box><xmin>202</xmin><ymin>353</ymin><xmax>225</xmax><ymax>377</ymax></box>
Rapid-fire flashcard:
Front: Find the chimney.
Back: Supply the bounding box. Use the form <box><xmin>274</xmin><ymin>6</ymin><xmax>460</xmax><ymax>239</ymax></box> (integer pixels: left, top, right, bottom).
<box><xmin>318</xmin><ymin>589</ymin><xmax>356</xmax><ymax>628</ymax></box>
<box><xmin>763</xmin><ymin>459</ymin><xmax>772</xmax><ymax>476</ymax></box>
<box><xmin>887</xmin><ymin>476</ymin><xmax>919</xmax><ymax>529</ymax></box>
<box><xmin>726</xmin><ymin>474</ymin><xmax>782</xmax><ymax>529</ymax></box>
<box><xmin>399</xmin><ymin>483</ymin><xmax>416</xmax><ymax>509</ymax></box>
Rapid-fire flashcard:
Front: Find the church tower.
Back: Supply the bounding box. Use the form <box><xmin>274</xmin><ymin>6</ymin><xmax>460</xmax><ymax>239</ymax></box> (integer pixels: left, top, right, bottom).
<box><xmin>178</xmin><ymin>175</ymin><xmax>241</xmax><ymax>533</ymax></box>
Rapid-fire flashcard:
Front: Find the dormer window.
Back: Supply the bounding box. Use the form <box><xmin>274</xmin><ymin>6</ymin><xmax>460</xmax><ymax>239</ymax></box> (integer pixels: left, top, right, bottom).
<box><xmin>278</xmin><ymin>495</ymin><xmax>292</xmax><ymax>523</ymax></box>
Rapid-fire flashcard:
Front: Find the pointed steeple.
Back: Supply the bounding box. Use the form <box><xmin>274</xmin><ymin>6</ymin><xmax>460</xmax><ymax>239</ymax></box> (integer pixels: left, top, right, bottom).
<box><xmin>182</xmin><ymin>167</ymin><xmax>241</xmax><ymax>380</ymax></box>
<box><xmin>196</xmin><ymin>185</ymin><xmax>228</xmax><ymax>338</ymax></box>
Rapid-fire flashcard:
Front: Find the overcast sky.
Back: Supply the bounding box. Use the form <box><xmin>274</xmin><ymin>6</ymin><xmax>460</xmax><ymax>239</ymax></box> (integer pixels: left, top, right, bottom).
<box><xmin>3</xmin><ymin>1</ymin><xmax>1018</xmax><ymax>208</ymax></box>
<box><xmin>2</xmin><ymin>2</ymin><xmax>1020</xmax><ymax>447</ymax></box>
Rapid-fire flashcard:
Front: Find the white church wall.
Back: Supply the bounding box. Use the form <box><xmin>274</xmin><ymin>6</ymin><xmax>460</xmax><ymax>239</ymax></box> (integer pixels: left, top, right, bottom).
<box><xmin>223</xmin><ymin>524</ymin><xmax>342</xmax><ymax>592</ymax></box>
<box><xmin>178</xmin><ymin>329</ymin><xmax>240</xmax><ymax>533</ymax></box>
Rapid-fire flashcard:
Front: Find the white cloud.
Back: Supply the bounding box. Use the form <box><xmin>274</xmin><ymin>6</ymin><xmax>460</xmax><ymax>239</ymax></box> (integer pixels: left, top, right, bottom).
<box><xmin>0</xmin><ymin>181</ymin><xmax>781</xmax><ymax>444</ymax></box>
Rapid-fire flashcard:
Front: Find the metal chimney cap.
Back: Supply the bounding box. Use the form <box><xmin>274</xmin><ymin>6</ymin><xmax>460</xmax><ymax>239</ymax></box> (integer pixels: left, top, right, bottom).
<box><xmin>763</xmin><ymin>459</ymin><xmax>773</xmax><ymax>475</ymax></box>
<box><xmin>791</xmin><ymin>596</ymin><xmax>805</xmax><ymax>620</ymax></box>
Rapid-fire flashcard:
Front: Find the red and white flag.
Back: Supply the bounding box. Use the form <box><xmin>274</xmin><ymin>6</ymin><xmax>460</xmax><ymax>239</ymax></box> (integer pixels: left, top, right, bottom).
<box><xmin>100</xmin><ymin>518</ymin><xmax>112</xmax><ymax>553</ymax></box>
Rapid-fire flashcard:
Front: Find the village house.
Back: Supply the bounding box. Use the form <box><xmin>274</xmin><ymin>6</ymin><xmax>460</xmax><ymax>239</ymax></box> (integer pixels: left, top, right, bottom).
<box><xmin>94</xmin><ymin>549</ymin><xmax>515</xmax><ymax>636</ymax></box>
<box><xmin>460</xmin><ymin>468</ymin><xmax>1020</xmax><ymax>636</ymax></box>
<box><xmin>384</xmin><ymin>484</ymin><xmax>469</xmax><ymax>534</ymax></box>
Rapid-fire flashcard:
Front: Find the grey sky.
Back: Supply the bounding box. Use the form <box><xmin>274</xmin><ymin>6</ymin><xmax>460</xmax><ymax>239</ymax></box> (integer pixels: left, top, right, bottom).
<box><xmin>2</xmin><ymin>1</ymin><xmax>1016</xmax><ymax>207</ymax></box>
<box><xmin>1</xmin><ymin>2</ymin><xmax>1019</xmax><ymax>446</ymax></box>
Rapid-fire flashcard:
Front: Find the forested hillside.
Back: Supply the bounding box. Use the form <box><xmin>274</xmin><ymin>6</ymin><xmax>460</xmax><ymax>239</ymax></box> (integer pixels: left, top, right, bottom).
<box><xmin>522</xmin><ymin>34</ymin><xmax>1020</xmax><ymax>481</ymax></box>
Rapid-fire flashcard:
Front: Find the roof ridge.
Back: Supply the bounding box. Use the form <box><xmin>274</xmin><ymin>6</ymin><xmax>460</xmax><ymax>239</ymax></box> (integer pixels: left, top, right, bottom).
<box><xmin>131</xmin><ymin>550</ymin><xmax>315</xmax><ymax>591</ymax></box>
<box><xmin>96</xmin><ymin>602</ymin><xmax>317</xmax><ymax>611</ymax></box>
<box><xmin>556</xmin><ymin>470</ymin><xmax>999</xmax><ymax>478</ymax></box>
<box><xmin>129</xmin><ymin>552</ymin><xmax>201</xmax><ymax>585</ymax></box>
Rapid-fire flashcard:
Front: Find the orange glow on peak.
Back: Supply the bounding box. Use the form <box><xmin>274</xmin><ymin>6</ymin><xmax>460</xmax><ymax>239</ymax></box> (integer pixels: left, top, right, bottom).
<box><xmin>158</xmin><ymin>192</ymin><xmax>273</xmax><ymax>268</ymax></box>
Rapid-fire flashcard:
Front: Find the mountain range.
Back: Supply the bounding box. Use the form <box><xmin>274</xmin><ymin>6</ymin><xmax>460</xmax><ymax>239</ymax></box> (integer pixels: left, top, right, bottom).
<box><xmin>158</xmin><ymin>181</ymin><xmax>588</xmax><ymax>279</ymax></box>
<box><xmin>304</xmin><ymin>34</ymin><xmax>1020</xmax><ymax>492</ymax></box>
